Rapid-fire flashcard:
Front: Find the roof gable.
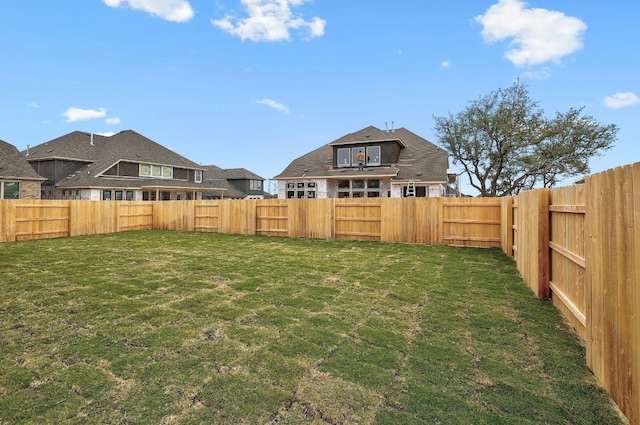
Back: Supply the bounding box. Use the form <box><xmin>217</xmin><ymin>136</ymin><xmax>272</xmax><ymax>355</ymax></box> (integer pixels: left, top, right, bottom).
<box><xmin>0</xmin><ymin>140</ymin><xmax>45</xmax><ymax>180</ymax></box>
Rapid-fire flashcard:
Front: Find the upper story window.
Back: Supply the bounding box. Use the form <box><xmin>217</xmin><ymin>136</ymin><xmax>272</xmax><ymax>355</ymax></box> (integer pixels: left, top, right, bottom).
<box><xmin>366</xmin><ymin>146</ymin><xmax>380</xmax><ymax>166</ymax></box>
<box><xmin>250</xmin><ymin>180</ymin><xmax>262</xmax><ymax>191</ymax></box>
<box><xmin>352</xmin><ymin>148</ymin><xmax>365</xmax><ymax>168</ymax></box>
<box><xmin>337</xmin><ymin>148</ymin><xmax>351</xmax><ymax>167</ymax></box>
<box><xmin>194</xmin><ymin>170</ymin><xmax>203</xmax><ymax>183</ymax></box>
<box><xmin>140</xmin><ymin>164</ymin><xmax>173</xmax><ymax>179</ymax></box>
<box><xmin>337</xmin><ymin>146</ymin><xmax>381</xmax><ymax>168</ymax></box>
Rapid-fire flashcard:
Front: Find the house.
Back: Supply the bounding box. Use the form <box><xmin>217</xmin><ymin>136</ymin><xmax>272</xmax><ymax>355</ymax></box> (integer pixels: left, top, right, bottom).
<box><xmin>0</xmin><ymin>139</ymin><xmax>45</xmax><ymax>199</ymax></box>
<box><xmin>23</xmin><ymin>130</ymin><xmax>225</xmax><ymax>201</ymax></box>
<box><xmin>201</xmin><ymin>165</ymin><xmax>270</xmax><ymax>199</ymax></box>
<box><xmin>274</xmin><ymin>125</ymin><xmax>450</xmax><ymax>198</ymax></box>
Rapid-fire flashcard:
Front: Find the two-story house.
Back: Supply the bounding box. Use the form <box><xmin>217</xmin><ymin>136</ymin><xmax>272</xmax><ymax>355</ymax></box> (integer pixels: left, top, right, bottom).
<box><xmin>0</xmin><ymin>139</ymin><xmax>45</xmax><ymax>199</ymax></box>
<box><xmin>201</xmin><ymin>165</ymin><xmax>269</xmax><ymax>199</ymax></box>
<box><xmin>274</xmin><ymin>125</ymin><xmax>449</xmax><ymax>199</ymax></box>
<box><xmin>23</xmin><ymin>130</ymin><xmax>224</xmax><ymax>201</ymax></box>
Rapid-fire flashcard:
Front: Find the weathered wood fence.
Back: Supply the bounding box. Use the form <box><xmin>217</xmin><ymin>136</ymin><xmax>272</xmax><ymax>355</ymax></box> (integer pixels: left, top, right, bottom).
<box><xmin>1</xmin><ymin>162</ymin><xmax>638</xmax><ymax>425</ymax></box>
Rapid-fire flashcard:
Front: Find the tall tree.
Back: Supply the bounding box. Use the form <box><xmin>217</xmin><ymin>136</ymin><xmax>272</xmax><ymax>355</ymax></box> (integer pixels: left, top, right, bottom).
<box><xmin>433</xmin><ymin>81</ymin><xmax>618</xmax><ymax>197</ymax></box>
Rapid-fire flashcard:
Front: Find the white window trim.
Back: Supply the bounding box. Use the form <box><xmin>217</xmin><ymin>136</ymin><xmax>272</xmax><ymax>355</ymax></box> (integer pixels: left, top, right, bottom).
<box><xmin>1</xmin><ymin>181</ymin><xmax>21</xmax><ymax>199</ymax></box>
<box><xmin>366</xmin><ymin>146</ymin><xmax>381</xmax><ymax>166</ymax></box>
<box><xmin>140</xmin><ymin>163</ymin><xmax>174</xmax><ymax>179</ymax></box>
<box><xmin>337</xmin><ymin>148</ymin><xmax>351</xmax><ymax>168</ymax></box>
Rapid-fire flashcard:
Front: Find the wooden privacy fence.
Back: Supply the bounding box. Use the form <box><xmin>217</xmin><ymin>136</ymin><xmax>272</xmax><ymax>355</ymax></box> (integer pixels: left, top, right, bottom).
<box><xmin>0</xmin><ymin>197</ymin><xmax>503</xmax><ymax>246</ymax></box>
<box><xmin>510</xmin><ymin>162</ymin><xmax>640</xmax><ymax>425</ymax></box>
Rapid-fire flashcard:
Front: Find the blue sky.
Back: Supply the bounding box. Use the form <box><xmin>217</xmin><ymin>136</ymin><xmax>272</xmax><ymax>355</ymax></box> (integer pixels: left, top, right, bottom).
<box><xmin>1</xmin><ymin>0</ymin><xmax>638</xmax><ymax>195</ymax></box>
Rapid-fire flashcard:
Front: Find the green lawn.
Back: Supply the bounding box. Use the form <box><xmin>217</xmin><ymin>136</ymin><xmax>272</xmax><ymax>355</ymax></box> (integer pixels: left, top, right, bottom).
<box><xmin>0</xmin><ymin>231</ymin><xmax>627</xmax><ymax>424</ymax></box>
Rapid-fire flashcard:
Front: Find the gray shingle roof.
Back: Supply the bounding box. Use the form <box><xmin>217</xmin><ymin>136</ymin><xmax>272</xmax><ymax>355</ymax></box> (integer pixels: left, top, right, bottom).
<box><xmin>23</xmin><ymin>130</ymin><xmax>218</xmax><ymax>190</ymax></box>
<box><xmin>274</xmin><ymin>125</ymin><xmax>449</xmax><ymax>183</ymax></box>
<box><xmin>203</xmin><ymin>165</ymin><xmax>263</xmax><ymax>180</ymax></box>
<box><xmin>0</xmin><ymin>140</ymin><xmax>45</xmax><ymax>180</ymax></box>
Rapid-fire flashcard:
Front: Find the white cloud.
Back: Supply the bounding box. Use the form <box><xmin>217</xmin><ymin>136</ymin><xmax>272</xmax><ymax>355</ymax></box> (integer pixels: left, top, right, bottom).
<box><xmin>256</xmin><ymin>98</ymin><xmax>290</xmax><ymax>114</ymax></box>
<box><xmin>441</xmin><ymin>60</ymin><xmax>452</xmax><ymax>68</ymax></box>
<box><xmin>603</xmin><ymin>92</ymin><xmax>640</xmax><ymax>109</ymax></box>
<box><xmin>212</xmin><ymin>0</ymin><xmax>326</xmax><ymax>42</ymax></box>
<box><xmin>103</xmin><ymin>0</ymin><xmax>194</xmax><ymax>23</ymax></box>
<box><xmin>520</xmin><ymin>68</ymin><xmax>551</xmax><ymax>80</ymax></box>
<box><xmin>62</xmin><ymin>107</ymin><xmax>107</xmax><ymax>123</ymax></box>
<box><xmin>105</xmin><ymin>117</ymin><xmax>121</xmax><ymax>125</ymax></box>
<box><xmin>97</xmin><ymin>132</ymin><xmax>116</xmax><ymax>137</ymax></box>
<box><xmin>27</xmin><ymin>102</ymin><xmax>39</xmax><ymax>108</ymax></box>
<box><xmin>475</xmin><ymin>0</ymin><xmax>586</xmax><ymax>67</ymax></box>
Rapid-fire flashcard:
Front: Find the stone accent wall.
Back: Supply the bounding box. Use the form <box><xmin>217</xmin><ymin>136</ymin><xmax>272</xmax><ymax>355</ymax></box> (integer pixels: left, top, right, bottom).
<box><xmin>20</xmin><ymin>181</ymin><xmax>42</xmax><ymax>199</ymax></box>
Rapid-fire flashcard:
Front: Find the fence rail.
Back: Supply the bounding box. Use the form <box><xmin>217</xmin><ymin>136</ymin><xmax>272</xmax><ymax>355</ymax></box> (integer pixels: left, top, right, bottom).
<box><xmin>511</xmin><ymin>162</ymin><xmax>640</xmax><ymax>425</ymax></box>
<box><xmin>1</xmin><ymin>162</ymin><xmax>639</xmax><ymax>425</ymax></box>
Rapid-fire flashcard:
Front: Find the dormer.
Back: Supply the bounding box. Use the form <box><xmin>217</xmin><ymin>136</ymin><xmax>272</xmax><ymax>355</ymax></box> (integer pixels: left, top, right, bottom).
<box><xmin>329</xmin><ymin>135</ymin><xmax>405</xmax><ymax>168</ymax></box>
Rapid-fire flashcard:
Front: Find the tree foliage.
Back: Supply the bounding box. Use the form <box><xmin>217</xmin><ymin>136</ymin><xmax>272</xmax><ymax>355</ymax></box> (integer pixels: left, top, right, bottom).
<box><xmin>433</xmin><ymin>81</ymin><xmax>618</xmax><ymax>197</ymax></box>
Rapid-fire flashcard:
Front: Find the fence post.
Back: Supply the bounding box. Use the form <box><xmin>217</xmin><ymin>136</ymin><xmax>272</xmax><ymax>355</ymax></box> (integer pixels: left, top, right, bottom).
<box><xmin>536</xmin><ymin>188</ymin><xmax>550</xmax><ymax>299</ymax></box>
<box><xmin>0</xmin><ymin>200</ymin><xmax>16</xmax><ymax>242</ymax></box>
<box><xmin>501</xmin><ymin>196</ymin><xmax>514</xmax><ymax>256</ymax></box>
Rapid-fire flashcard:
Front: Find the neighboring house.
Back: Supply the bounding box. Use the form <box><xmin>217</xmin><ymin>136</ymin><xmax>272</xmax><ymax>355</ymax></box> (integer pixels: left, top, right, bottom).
<box><xmin>201</xmin><ymin>165</ymin><xmax>270</xmax><ymax>199</ymax></box>
<box><xmin>23</xmin><ymin>130</ymin><xmax>224</xmax><ymax>201</ymax></box>
<box><xmin>274</xmin><ymin>125</ymin><xmax>450</xmax><ymax>198</ymax></box>
<box><xmin>0</xmin><ymin>139</ymin><xmax>45</xmax><ymax>199</ymax></box>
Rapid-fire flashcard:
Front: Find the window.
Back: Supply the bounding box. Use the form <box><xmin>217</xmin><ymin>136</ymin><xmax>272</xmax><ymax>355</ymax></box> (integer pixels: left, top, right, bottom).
<box><xmin>115</xmin><ymin>190</ymin><xmax>123</xmax><ymax>201</ymax></box>
<box><xmin>336</xmin><ymin>179</ymin><xmax>381</xmax><ymax>198</ymax></box>
<box><xmin>194</xmin><ymin>170</ymin><xmax>203</xmax><ymax>183</ymax></box>
<box><xmin>103</xmin><ymin>190</ymin><xmax>112</xmax><ymax>200</ymax></box>
<box><xmin>1</xmin><ymin>181</ymin><xmax>20</xmax><ymax>199</ymax></box>
<box><xmin>366</xmin><ymin>146</ymin><xmax>380</xmax><ymax>166</ymax></box>
<box><xmin>126</xmin><ymin>190</ymin><xmax>134</xmax><ymax>200</ymax></box>
<box><xmin>337</xmin><ymin>146</ymin><xmax>381</xmax><ymax>168</ymax></box>
<box><xmin>140</xmin><ymin>164</ymin><xmax>151</xmax><ymax>176</ymax></box>
<box><xmin>352</xmin><ymin>148</ymin><xmax>365</xmax><ymax>166</ymax></box>
<box><xmin>140</xmin><ymin>164</ymin><xmax>173</xmax><ymax>179</ymax></box>
<box><xmin>286</xmin><ymin>182</ymin><xmax>295</xmax><ymax>199</ymax></box>
<box><xmin>337</xmin><ymin>148</ymin><xmax>350</xmax><ymax>167</ymax></box>
<box><xmin>286</xmin><ymin>181</ymin><xmax>316</xmax><ymax>199</ymax></box>
<box><xmin>62</xmin><ymin>189</ymin><xmax>81</xmax><ymax>200</ymax></box>
<box><xmin>250</xmin><ymin>180</ymin><xmax>262</xmax><ymax>191</ymax></box>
